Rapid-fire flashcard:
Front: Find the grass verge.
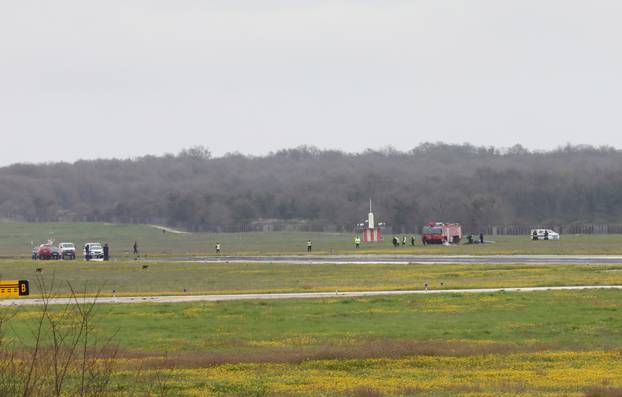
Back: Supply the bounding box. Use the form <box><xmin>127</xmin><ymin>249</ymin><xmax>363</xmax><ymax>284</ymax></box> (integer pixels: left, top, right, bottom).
<box><xmin>2</xmin><ymin>290</ymin><xmax>622</xmax><ymax>395</ymax></box>
<box><xmin>1</xmin><ymin>260</ymin><xmax>622</xmax><ymax>297</ymax></box>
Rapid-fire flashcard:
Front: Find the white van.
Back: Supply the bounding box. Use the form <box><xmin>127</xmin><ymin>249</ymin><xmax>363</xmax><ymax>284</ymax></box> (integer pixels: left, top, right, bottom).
<box><xmin>530</xmin><ymin>229</ymin><xmax>560</xmax><ymax>240</ymax></box>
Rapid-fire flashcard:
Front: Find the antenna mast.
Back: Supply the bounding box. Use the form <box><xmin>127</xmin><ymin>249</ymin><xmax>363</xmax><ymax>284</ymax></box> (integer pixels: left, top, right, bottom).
<box><xmin>367</xmin><ymin>198</ymin><xmax>375</xmax><ymax>229</ymax></box>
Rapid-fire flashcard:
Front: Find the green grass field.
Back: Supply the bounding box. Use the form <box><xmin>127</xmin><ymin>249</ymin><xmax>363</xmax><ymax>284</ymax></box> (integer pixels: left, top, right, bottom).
<box><xmin>3</xmin><ymin>221</ymin><xmax>622</xmax><ymax>395</ymax></box>
<box><xmin>2</xmin><ymin>220</ymin><xmax>622</xmax><ymax>258</ymax></box>
<box><xmin>2</xmin><ymin>290</ymin><xmax>622</xmax><ymax>396</ymax></box>
<box><xmin>1</xmin><ymin>260</ymin><xmax>622</xmax><ymax>297</ymax></box>
<box><xmin>7</xmin><ymin>289</ymin><xmax>617</xmax><ymax>352</ymax></box>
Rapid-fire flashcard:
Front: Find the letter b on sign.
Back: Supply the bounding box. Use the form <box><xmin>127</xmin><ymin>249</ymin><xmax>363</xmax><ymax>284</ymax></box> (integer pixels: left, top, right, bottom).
<box><xmin>19</xmin><ymin>280</ymin><xmax>29</xmax><ymax>296</ymax></box>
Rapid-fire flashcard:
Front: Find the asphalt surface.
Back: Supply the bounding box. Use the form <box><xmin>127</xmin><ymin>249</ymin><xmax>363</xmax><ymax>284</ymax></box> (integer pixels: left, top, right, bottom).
<box><xmin>2</xmin><ymin>285</ymin><xmax>621</xmax><ymax>307</ymax></box>
<box><xmin>156</xmin><ymin>254</ymin><xmax>622</xmax><ymax>265</ymax></box>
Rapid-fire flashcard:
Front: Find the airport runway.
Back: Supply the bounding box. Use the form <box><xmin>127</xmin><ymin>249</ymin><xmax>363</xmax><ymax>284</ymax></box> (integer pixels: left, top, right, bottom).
<box><xmin>158</xmin><ymin>254</ymin><xmax>622</xmax><ymax>265</ymax></box>
<box><xmin>1</xmin><ymin>285</ymin><xmax>621</xmax><ymax>307</ymax></box>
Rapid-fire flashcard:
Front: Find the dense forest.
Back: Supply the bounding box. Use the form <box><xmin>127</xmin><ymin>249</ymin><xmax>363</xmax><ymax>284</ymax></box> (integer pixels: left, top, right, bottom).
<box><xmin>1</xmin><ymin>143</ymin><xmax>622</xmax><ymax>233</ymax></box>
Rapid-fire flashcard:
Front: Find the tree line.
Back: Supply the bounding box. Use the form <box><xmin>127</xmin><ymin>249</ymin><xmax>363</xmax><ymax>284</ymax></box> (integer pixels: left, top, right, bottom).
<box><xmin>1</xmin><ymin>143</ymin><xmax>621</xmax><ymax>233</ymax></box>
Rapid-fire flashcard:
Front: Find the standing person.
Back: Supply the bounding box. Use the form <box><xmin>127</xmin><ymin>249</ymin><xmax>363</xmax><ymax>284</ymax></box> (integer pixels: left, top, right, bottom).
<box><xmin>354</xmin><ymin>236</ymin><xmax>360</xmax><ymax>249</ymax></box>
<box><xmin>532</xmin><ymin>230</ymin><xmax>538</xmax><ymax>240</ymax></box>
<box><xmin>402</xmin><ymin>236</ymin><xmax>406</xmax><ymax>246</ymax></box>
<box><xmin>392</xmin><ymin>236</ymin><xmax>397</xmax><ymax>247</ymax></box>
<box><xmin>411</xmin><ymin>236</ymin><xmax>415</xmax><ymax>246</ymax></box>
<box><xmin>307</xmin><ymin>240</ymin><xmax>312</xmax><ymax>252</ymax></box>
<box><xmin>133</xmin><ymin>241</ymin><xmax>138</xmax><ymax>255</ymax></box>
<box><xmin>544</xmin><ymin>230</ymin><xmax>549</xmax><ymax>240</ymax></box>
<box><xmin>215</xmin><ymin>243</ymin><xmax>221</xmax><ymax>254</ymax></box>
<box><xmin>479</xmin><ymin>233</ymin><xmax>484</xmax><ymax>244</ymax></box>
<box><xmin>85</xmin><ymin>244</ymin><xmax>90</xmax><ymax>261</ymax></box>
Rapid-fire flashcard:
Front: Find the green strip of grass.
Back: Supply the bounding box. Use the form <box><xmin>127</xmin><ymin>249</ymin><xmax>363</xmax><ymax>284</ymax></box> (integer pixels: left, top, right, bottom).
<box><xmin>4</xmin><ymin>221</ymin><xmax>622</xmax><ymax>257</ymax></box>
<box><xmin>3</xmin><ymin>290</ymin><xmax>621</xmax><ymax>353</ymax></box>
<box><xmin>1</xmin><ymin>260</ymin><xmax>622</xmax><ymax>297</ymax></box>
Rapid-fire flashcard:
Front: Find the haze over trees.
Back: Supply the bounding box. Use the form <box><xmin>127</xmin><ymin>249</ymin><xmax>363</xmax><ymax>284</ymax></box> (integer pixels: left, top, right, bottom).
<box><xmin>1</xmin><ymin>143</ymin><xmax>621</xmax><ymax>233</ymax></box>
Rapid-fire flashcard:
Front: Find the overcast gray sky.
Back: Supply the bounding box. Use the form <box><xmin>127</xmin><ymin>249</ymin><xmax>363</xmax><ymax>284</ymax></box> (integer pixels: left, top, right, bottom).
<box><xmin>1</xmin><ymin>1</ymin><xmax>621</xmax><ymax>165</ymax></box>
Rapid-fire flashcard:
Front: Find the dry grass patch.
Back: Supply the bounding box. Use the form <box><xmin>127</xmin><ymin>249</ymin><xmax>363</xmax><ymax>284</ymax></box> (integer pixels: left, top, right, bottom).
<box><xmin>585</xmin><ymin>387</ymin><xmax>622</xmax><ymax>397</ymax></box>
<box><xmin>125</xmin><ymin>339</ymin><xmax>559</xmax><ymax>369</ymax></box>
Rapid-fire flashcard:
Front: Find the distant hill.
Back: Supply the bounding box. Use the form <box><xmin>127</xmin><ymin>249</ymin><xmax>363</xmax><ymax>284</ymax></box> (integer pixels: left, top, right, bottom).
<box><xmin>1</xmin><ymin>143</ymin><xmax>621</xmax><ymax>232</ymax></box>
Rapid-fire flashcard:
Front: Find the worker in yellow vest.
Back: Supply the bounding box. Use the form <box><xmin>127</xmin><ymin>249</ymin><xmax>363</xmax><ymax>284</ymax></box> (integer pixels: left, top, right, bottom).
<box><xmin>354</xmin><ymin>236</ymin><xmax>361</xmax><ymax>248</ymax></box>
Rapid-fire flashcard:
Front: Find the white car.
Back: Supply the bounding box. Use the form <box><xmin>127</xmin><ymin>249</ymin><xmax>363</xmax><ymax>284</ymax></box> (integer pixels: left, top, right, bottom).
<box><xmin>530</xmin><ymin>229</ymin><xmax>560</xmax><ymax>240</ymax></box>
<box><xmin>58</xmin><ymin>242</ymin><xmax>76</xmax><ymax>260</ymax></box>
<box><xmin>83</xmin><ymin>242</ymin><xmax>104</xmax><ymax>260</ymax></box>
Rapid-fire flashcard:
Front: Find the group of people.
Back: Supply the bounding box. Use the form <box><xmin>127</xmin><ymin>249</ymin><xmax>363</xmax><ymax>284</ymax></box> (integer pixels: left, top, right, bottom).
<box><xmin>466</xmin><ymin>233</ymin><xmax>486</xmax><ymax>244</ymax></box>
<box><xmin>532</xmin><ymin>230</ymin><xmax>549</xmax><ymax>240</ymax></box>
<box><xmin>392</xmin><ymin>235</ymin><xmax>416</xmax><ymax>247</ymax></box>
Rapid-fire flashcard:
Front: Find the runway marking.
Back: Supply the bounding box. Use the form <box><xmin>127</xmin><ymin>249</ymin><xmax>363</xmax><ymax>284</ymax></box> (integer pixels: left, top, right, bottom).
<box><xmin>156</xmin><ymin>254</ymin><xmax>622</xmax><ymax>265</ymax></box>
<box><xmin>1</xmin><ymin>285</ymin><xmax>621</xmax><ymax>306</ymax></box>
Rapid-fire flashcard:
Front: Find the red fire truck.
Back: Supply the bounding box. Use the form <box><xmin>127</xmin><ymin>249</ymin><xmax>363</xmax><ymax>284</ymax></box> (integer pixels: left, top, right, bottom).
<box><xmin>421</xmin><ymin>222</ymin><xmax>462</xmax><ymax>244</ymax></box>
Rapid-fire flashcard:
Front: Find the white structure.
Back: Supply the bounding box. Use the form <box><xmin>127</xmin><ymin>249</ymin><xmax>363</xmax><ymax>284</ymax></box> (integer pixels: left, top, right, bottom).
<box><xmin>367</xmin><ymin>199</ymin><xmax>375</xmax><ymax>229</ymax></box>
<box><xmin>362</xmin><ymin>199</ymin><xmax>382</xmax><ymax>242</ymax></box>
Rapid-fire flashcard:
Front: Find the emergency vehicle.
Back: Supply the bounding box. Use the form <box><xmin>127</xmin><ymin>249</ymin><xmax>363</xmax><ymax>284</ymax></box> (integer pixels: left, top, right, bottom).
<box><xmin>421</xmin><ymin>222</ymin><xmax>462</xmax><ymax>244</ymax></box>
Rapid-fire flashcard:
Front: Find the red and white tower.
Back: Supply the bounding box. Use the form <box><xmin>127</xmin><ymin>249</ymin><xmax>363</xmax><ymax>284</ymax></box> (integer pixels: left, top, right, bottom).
<box><xmin>362</xmin><ymin>199</ymin><xmax>382</xmax><ymax>242</ymax></box>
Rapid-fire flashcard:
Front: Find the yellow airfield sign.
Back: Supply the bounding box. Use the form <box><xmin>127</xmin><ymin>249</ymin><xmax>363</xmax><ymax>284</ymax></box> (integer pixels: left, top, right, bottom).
<box><xmin>0</xmin><ymin>280</ymin><xmax>29</xmax><ymax>298</ymax></box>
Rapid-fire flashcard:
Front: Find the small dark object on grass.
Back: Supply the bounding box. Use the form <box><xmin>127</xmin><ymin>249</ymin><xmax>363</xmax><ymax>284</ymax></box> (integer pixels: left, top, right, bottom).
<box><xmin>36</xmin><ymin>268</ymin><xmax>42</xmax><ymax>273</ymax></box>
<box><xmin>142</xmin><ymin>265</ymin><xmax>149</xmax><ymax>269</ymax></box>
<box><xmin>183</xmin><ymin>288</ymin><xmax>187</xmax><ymax>293</ymax></box>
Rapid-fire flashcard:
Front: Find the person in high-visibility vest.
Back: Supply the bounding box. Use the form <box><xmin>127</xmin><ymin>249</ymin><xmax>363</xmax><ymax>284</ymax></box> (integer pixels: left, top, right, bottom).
<box><xmin>354</xmin><ymin>236</ymin><xmax>361</xmax><ymax>248</ymax></box>
<box><xmin>215</xmin><ymin>243</ymin><xmax>221</xmax><ymax>254</ymax></box>
<box><xmin>307</xmin><ymin>240</ymin><xmax>312</xmax><ymax>252</ymax></box>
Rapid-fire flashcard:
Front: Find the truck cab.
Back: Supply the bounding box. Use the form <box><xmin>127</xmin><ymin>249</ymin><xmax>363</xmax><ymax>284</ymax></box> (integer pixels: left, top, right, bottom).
<box><xmin>422</xmin><ymin>222</ymin><xmax>462</xmax><ymax>244</ymax></box>
<box><xmin>58</xmin><ymin>242</ymin><xmax>76</xmax><ymax>260</ymax></box>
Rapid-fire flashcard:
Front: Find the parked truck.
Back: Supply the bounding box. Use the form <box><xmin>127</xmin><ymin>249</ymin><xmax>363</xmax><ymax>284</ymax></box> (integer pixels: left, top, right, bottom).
<box><xmin>58</xmin><ymin>242</ymin><xmax>76</xmax><ymax>260</ymax></box>
<box><xmin>421</xmin><ymin>222</ymin><xmax>462</xmax><ymax>244</ymax></box>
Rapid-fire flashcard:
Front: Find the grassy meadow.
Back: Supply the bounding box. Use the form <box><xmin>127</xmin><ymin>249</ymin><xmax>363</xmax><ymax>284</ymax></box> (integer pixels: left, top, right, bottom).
<box><xmin>1</xmin><ymin>260</ymin><xmax>622</xmax><ymax>297</ymax></box>
<box><xmin>2</xmin><ymin>290</ymin><xmax>622</xmax><ymax>396</ymax></box>
<box><xmin>2</xmin><ymin>221</ymin><xmax>622</xmax><ymax>395</ymax></box>
<box><xmin>3</xmin><ymin>220</ymin><xmax>622</xmax><ymax>258</ymax></box>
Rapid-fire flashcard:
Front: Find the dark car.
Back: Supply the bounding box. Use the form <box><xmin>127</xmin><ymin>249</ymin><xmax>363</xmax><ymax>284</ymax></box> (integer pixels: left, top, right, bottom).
<box><xmin>50</xmin><ymin>245</ymin><xmax>61</xmax><ymax>260</ymax></box>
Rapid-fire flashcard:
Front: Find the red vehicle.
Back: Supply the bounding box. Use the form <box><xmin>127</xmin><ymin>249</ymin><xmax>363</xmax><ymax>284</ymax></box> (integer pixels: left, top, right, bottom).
<box><xmin>421</xmin><ymin>222</ymin><xmax>462</xmax><ymax>244</ymax></box>
<box><xmin>34</xmin><ymin>243</ymin><xmax>60</xmax><ymax>260</ymax></box>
